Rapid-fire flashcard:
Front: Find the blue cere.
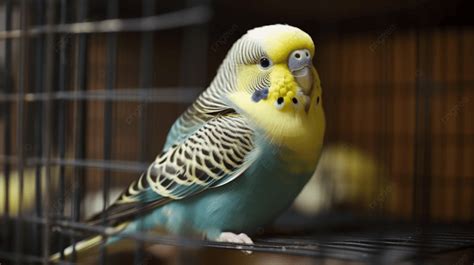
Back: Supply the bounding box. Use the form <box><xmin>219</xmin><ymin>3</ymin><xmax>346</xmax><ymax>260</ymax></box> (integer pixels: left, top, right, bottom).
<box><xmin>251</xmin><ymin>88</ymin><xmax>269</xmax><ymax>102</ymax></box>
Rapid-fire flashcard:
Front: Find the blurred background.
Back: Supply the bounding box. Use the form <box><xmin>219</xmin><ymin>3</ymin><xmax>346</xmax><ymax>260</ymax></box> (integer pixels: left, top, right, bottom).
<box><xmin>0</xmin><ymin>0</ymin><xmax>473</xmax><ymax>264</ymax></box>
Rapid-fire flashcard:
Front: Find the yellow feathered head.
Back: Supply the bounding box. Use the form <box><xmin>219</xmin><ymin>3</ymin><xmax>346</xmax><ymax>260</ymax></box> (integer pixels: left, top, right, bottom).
<box><xmin>211</xmin><ymin>24</ymin><xmax>324</xmax><ymax>153</ymax></box>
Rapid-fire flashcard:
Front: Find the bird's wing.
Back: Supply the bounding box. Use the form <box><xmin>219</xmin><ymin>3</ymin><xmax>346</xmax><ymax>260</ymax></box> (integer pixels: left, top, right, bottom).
<box><xmin>88</xmin><ymin>112</ymin><xmax>258</xmax><ymax>226</ymax></box>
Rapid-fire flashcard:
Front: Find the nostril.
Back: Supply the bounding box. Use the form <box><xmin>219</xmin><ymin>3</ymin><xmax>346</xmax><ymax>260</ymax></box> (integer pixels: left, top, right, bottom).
<box><xmin>289</xmin><ymin>50</ymin><xmax>311</xmax><ymax>71</ymax></box>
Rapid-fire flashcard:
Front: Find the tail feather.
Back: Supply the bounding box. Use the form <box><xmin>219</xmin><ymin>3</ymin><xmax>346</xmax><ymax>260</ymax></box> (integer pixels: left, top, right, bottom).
<box><xmin>50</xmin><ymin>235</ymin><xmax>103</xmax><ymax>263</ymax></box>
<box><xmin>50</xmin><ymin>223</ymin><xmax>129</xmax><ymax>263</ymax></box>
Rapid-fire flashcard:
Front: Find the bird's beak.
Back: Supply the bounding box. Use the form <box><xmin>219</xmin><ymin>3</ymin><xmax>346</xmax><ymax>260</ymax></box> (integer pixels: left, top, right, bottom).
<box><xmin>288</xmin><ymin>49</ymin><xmax>313</xmax><ymax>112</ymax></box>
<box><xmin>292</xmin><ymin>66</ymin><xmax>313</xmax><ymax>95</ymax></box>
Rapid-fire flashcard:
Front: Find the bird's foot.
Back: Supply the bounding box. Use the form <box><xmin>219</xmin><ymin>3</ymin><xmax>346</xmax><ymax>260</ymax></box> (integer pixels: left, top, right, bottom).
<box><xmin>216</xmin><ymin>232</ymin><xmax>253</xmax><ymax>254</ymax></box>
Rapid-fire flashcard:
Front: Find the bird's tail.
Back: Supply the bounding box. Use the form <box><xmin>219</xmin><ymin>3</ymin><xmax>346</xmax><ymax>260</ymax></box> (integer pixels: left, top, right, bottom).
<box><xmin>50</xmin><ymin>234</ymin><xmax>103</xmax><ymax>263</ymax></box>
<box><xmin>50</xmin><ymin>223</ymin><xmax>130</xmax><ymax>264</ymax></box>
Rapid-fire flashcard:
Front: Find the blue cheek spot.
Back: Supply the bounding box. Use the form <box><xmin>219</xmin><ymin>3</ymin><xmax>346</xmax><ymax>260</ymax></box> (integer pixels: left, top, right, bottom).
<box><xmin>251</xmin><ymin>88</ymin><xmax>269</xmax><ymax>102</ymax></box>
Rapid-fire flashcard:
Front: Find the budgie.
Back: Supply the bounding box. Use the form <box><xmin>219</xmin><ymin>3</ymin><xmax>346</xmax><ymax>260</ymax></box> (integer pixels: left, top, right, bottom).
<box><xmin>51</xmin><ymin>24</ymin><xmax>325</xmax><ymax>261</ymax></box>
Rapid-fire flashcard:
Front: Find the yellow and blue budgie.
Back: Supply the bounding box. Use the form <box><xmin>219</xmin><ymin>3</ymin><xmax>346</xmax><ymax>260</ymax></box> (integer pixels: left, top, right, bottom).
<box><xmin>52</xmin><ymin>24</ymin><xmax>325</xmax><ymax>261</ymax></box>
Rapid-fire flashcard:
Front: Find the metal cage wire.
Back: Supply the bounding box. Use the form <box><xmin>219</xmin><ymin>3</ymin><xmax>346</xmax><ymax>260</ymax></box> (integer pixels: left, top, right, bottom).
<box><xmin>1</xmin><ymin>0</ymin><xmax>474</xmax><ymax>265</ymax></box>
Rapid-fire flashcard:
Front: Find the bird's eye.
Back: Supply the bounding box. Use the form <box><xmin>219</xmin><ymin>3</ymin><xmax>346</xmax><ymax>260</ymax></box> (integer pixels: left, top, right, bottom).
<box><xmin>259</xmin><ymin>57</ymin><xmax>271</xmax><ymax>69</ymax></box>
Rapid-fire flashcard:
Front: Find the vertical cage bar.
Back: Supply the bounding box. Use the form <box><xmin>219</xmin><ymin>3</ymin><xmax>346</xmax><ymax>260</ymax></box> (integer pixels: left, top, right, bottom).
<box><xmin>32</xmin><ymin>0</ymin><xmax>46</xmax><ymax>257</ymax></box>
<box><xmin>56</xmin><ymin>0</ymin><xmax>69</xmax><ymax>259</ymax></box>
<box><xmin>134</xmin><ymin>0</ymin><xmax>155</xmax><ymax>265</ymax></box>
<box><xmin>14</xmin><ymin>0</ymin><xmax>28</xmax><ymax>263</ymax></box>
<box><xmin>413</xmin><ymin>28</ymin><xmax>431</xmax><ymax>223</ymax></box>
<box><xmin>437</xmin><ymin>30</ymin><xmax>447</xmax><ymax>225</ymax></box>
<box><xmin>373</xmin><ymin>20</ymin><xmax>394</xmax><ymax>265</ymax></box>
<box><xmin>413</xmin><ymin>23</ymin><xmax>434</xmax><ymax>265</ymax></box>
<box><xmin>71</xmin><ymin>0</ymin><xmax>89</xmax><ymax>261</ymax></box>
<box><xmin>41</xmin><ymin>0</ymin><xmax>56</xmax><ymax>262</ymax></box>
<box><xmin>99</xmin><ymin>0</ymin><xmax>118</xmax><ymax>264</ymax></box>
<box><xmin>454</xmin><ymin>28</ymin><xmax>464</xmax><ymax>221</ymax></box>
<box><xmin>1</xmin><ymin>0</ymin><xmax>13</xmax><ymax>253</ymax></box>
<box><xmin>177</xmin><ymin>1</ymin><xmax>210</xmax><ymax>263</ymax></box>
<box><xmin>138</xmin><ymin>0</ymin><xmax>154</xmax><ymax>162</ymax></box>
<box><xmin>135</xmin><ymin>1</ymin><xmax>156</xmax><ymax>264</ymax></box>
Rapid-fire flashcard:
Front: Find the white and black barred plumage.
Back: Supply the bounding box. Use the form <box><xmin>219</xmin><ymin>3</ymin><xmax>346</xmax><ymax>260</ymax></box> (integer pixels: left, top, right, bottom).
<box><xmin>88</xmin><ymin>28</ymin><xmax>273</xmax><ymax>226</ymax></box>
<box><xmin>88</xmin><ymin>114</ymin><xmax>257</xmax><ymax>225</ymax></box>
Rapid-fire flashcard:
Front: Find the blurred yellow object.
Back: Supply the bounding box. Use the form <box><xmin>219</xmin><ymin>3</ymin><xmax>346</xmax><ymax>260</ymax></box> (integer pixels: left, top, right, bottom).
<box><xmin>293</xmin><ymin>144</ymin><xmax>389</xmax><ymax>216</ymax></box>
<box><xmin>0</xmin><ymin>165</ymin><xmax>123</xmax><ymax>220</ymax></box>
<box><xmin>0</xmin><ymin>166</ymin><xmax>60</xmax><ymax>216</ymax></box>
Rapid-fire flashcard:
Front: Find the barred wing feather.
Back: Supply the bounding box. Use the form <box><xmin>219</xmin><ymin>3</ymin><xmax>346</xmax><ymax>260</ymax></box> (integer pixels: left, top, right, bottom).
<box><xmin>88</xmin><ymin>113</ymin><xmax>257</xmax><ymax>226</ymax></box>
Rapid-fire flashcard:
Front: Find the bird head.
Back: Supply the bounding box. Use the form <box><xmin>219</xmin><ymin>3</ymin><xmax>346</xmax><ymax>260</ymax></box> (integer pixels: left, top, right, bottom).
<box><xmin>216</xmin><ymin>24</ymin><xmax>324</xmax><ymax>152</ymax></box>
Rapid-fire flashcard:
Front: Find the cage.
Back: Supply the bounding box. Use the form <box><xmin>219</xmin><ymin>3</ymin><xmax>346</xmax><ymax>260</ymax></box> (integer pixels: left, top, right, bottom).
<box><xmin>0</xmin><ymin>0</ymin><xmax>473</xmax><ymax>264</ymax></box>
